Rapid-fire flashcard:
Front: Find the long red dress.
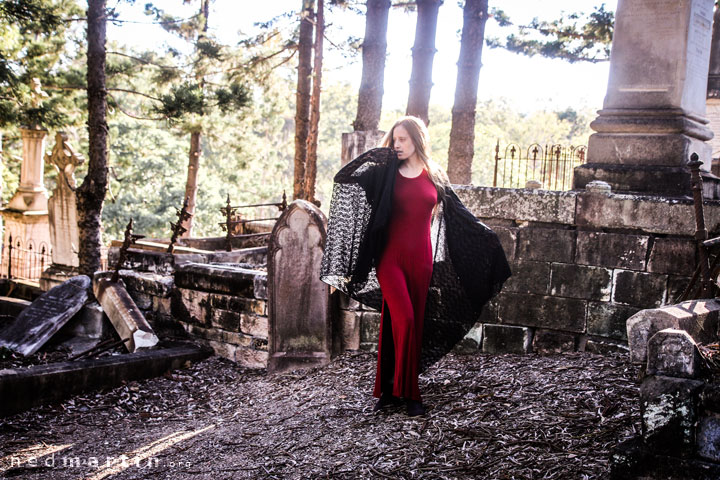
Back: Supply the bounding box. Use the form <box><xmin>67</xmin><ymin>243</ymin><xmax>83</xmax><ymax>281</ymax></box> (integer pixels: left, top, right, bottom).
<box><xmin>372</xmin><ymin>167</ymin><xmax>437</xmax><ymax>402</ymax></box>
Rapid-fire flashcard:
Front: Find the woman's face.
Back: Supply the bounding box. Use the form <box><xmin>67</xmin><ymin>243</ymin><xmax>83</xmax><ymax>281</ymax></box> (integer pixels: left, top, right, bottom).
<box><xmin>392</xmin><ymin>125</ymin><xmax>416</xmax><ymax>161</ymax></box>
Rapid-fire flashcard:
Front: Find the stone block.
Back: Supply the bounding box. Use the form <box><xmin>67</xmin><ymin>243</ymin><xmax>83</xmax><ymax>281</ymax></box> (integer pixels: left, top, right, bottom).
<box><xmin>208</xmin><ymin>246</ymin><xmax>268</xmax><ymax>266</ymax></box>
<box><xmin>517</xmin><ymin>228</ymin><xmax>575</xmax><ymax>263</ymax></box>
<box><xmin>584</xmin><ymin>339</ymin><xmax>629</xmax><ymax>355</ymax></box>
<box><xmin>647</xmin><ymin>238</ymin><xmax>696</xmax><ymax>276</ymax></box>
<box><xmin>481</xmin><ymin>324</ymin><xmax>533</xmax><ymax>354</ymax></box>
<box><xmin>647</xmin><ymin>328</ymin><xmax>700</xmax><ymax>379</ymax></box>
<box><xmin>252</xmin><ymin>337</ymin><xmax>268</xmax><ymax>351</ymax></box>
<box><xmin>172</xmin><ymin>287</ymin><xmax>266</xmax><ymax>327</ymax></box>
<box><xmin>202</xmin><ymin>339</ymin><xmax>238</xmax><ymax>362</ymax></box>
<box><xmin>60</xmin><ymin>301</ymin><xmax>111</xmax><ymax>340</ymax></box>
<box><xmin>576</xmin><ymin>191</ymin><xmax>701</xmax><ymax>235</ymax></box>
<box><xmin>339</xmin><ymin>310</ymin><xmax>360</xmax><ymax>351</ymax></box>
<box><xmin>586</xmin><ymin>302</ymin><xmax>640</xmax><ymax>341</ymax></box>
<box><xmin>640</xmin><ymin>375</ymin><xmax>703</xmax><ymax>456</ymax></box>
<box><xmin>532</xmin><ymin>329</ymin><xmax>575</xmax><ymax>354</ymax></box>
<box><xmin>117</xmin><ymin>270</ymin><xmax>174</xmax><ymax>297</ymax></box>
<box><xmin>235</xmin><ymin>348</ymin><xmax>268</xmax><ymax>369</ymax></box>
<box><xmin>698</xmin><ymin>414</ymin><xmax>720</xmax><ymax>462</ymax></box>
<box><xmin>240</xmin><ymin>313</ymin><xmax>268</xmax><ymax>339</ymax></box>
<box><xmin>179</xmin><ymin>321</ymin><xmax>252</xmax><ymax>347</ymax></box>
<box><xmin>576</xmin><ymin>231</ymin><xmax>649</xmax><ymax>270</ymax></box>
<box><xmin>174</xmin><ymin>262</ymin><xmax>265</xmax><ymax>297</ymax></box>
<box><xmin>497</xmin><ymin>292</ymin><xmax>586</xmax><ymax>333</ymax></box>
<box><xmin>612</xmin><ymin>270</ymin><xmax>667</xmax><ymax>308</ymax></box>
<box><xmin>361</xmin><ymin>312</ymin><xmax>380</xmax><ymax>344</ymax></box>
<box><xmin>502</xmin><ymin>261</ymin><xmax>551</xmax><ymax>295</ymax></box>
<box><xmin>493</xmin><ymin>226</ymin><xmax>518</xmax><ymax>262</ymax></box>
<box><xmin>627</xmin><ymin>299</ymin><xmax>720</xmax><ymax>364</ymax></box>
<box><xmin>209</xmin><ymin>308</ymin><xmax>242</xmax><ymax>331</ymax></box>
<box><xmin>550</xmin><ymin>263</ymin><xmax>612</xmax><ymax>301</ymax></box>
<box><xmin>454</xmin><ymin>187</ymin><xmax>576</xmax><ymax>225</ymax></box>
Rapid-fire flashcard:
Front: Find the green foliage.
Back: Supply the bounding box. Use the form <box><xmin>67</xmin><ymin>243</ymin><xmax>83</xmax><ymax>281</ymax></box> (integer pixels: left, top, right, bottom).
<box><xmin>0</xmin><ymin>0</ymin><xmax>85</xmax><ymax>129</ymax></box>
<box><xmin>488</xmin><ymin>4</ymin><xmax>614</xmax><ymax>63</ymax></box>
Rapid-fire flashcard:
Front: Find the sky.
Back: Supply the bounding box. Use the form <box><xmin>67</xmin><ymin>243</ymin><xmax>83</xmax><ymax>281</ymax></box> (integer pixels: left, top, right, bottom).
<box><xmin>107</xmin><ymin>0</ymin><xmax>613</xmax><ymax>114</ymax></box>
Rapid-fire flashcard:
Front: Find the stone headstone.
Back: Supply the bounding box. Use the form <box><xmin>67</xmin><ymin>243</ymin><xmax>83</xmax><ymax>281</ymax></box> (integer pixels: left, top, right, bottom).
<box><xmin>47</xmin><ymin>132</ymin><xmax>83</xmax><ymax>268</ymax></box>
<box><xmin>0</xmin><ymin>275</ymin><xmax>90</xmax><ymax>355</ymax></box>
<box><xmin>574</xmin><ymin>0</ymin><xmax>717</xmax><ymax>197</ymax></box>
<box><xmin>267</xmin><ymin>199</ymin><xmax>330</xmax><ymax>373</ymax></box>
<box><xmin>93</xmin><ymin>277</ymin><xmax>159</xmax><ymax>352</ymax></box>
<box><xmin>647</xmin><ymin>328</ymin><xmax>700</xmax><ymax>378</ymax></box>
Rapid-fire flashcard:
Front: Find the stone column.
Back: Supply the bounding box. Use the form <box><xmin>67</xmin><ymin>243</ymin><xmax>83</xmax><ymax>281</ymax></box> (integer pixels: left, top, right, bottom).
<box><xmin>707</xmin><ymin>4</ymin><xmax>720</xmax><ymax>174</ymax></box>
<box><xmin>7</xmin><ymin>128</ymin><xmax>49</xmax><ymax>212</ymax></box>
<box><xmin>574</xmin><ymin>0</ymin><xmax>717</xmax><ymax>198</ymax></box>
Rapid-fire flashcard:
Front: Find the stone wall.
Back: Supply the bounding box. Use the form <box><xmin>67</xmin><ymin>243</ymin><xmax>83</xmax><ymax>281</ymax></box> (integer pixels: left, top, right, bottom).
<box><xmin>340</xmin><ymin>185</ymin><xmax>720</xmax><ymax>356</ymax></box>
<box><xmin>108</xmin><ymin>247</ymin><xmax>269</xmax><ymax>368</ymax></box>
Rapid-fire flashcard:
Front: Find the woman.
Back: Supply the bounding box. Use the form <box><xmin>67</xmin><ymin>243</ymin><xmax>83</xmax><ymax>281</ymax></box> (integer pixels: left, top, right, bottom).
<box><xmin>320</xmin><ymin>116</ymin><xmax>511</xmax><ymax>417</ymax></box>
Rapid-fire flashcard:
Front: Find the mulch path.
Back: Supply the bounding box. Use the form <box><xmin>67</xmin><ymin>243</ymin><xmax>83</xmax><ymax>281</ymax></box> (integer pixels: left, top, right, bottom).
<box><xmin>0</xmin><ymin>350</ymin><xmax>640</xmax><ymax>479</ymax></box>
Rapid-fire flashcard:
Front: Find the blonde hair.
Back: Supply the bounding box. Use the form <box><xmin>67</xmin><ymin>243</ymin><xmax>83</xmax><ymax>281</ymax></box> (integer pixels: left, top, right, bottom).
<box><xmin>379</xmin><ymin>116</ymin><xmax>449</xmax><ymax>205</ymax></box>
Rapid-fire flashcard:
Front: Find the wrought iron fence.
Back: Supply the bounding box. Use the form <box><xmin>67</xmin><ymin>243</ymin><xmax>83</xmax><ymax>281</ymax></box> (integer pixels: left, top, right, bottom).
<box><xmin>0</xmin><ymin>235</ymin><xmax>52</xmax><ymax>282</ymax></box>
<box><xmin>492</xmin><ymin>141</ymin><xmax>587</xmax><ymax>191</ymax></box>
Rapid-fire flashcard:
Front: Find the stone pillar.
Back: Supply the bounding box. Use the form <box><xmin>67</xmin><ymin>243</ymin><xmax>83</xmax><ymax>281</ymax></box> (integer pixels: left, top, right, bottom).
<box><xmin>267</xmin><ymin>199</ymin><xmax>331</xmax><ymax>373</ymax></box>
<box><xmin>707</xmin><ymin>4</ymin><xmax>720</xmax><ymax>174</ymax></box>
<box><xmin>574</xmin><ymin>0</ymin><xmax>717</xmax><ymax>198</ymax></box>
<box><xmin>7</xmin><ymin>128</ymin><xmax>49</xmax><ymax>212</ymax></box>
<box><xmin>341</xmin><ymin>130</ymin><xmax>385</xmax><ymax>167</ymax></box>
<box><xmin>1</xmin><ymin>128</ymin><xmax>51</xmax><ymax>283</ymax></box>
<box><xmin>40</xmin><ymin>132</ymin><xmax>83</xmax><ymax>290</ymax></box>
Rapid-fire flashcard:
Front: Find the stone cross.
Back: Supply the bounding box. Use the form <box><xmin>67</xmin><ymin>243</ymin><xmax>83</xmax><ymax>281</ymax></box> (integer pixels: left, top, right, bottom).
<box><xmin>47</xmin><ymin>132</ymin><xmax>84</xmax><ymax>268</ymax></box>
<box><xmin>267</xmin><ymin>199</ymin><xmax>331</xmax><ymax>373</ymax></box>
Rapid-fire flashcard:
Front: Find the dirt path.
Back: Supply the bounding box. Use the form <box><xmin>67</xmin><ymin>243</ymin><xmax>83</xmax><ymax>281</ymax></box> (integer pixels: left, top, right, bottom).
<box><xmin>0</xmin><ymin>350</ymin><xmax>639</xmax><ymax>480</ymax></box>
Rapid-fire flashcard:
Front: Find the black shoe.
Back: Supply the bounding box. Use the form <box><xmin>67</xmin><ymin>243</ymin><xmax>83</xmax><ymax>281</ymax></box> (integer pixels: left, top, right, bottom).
<box><xmin>373</xmin><ymin>392</ymin><xmax>402</xmax><ymax>412</ymax></box>
<box><xmin>406</xmin><ymin>399</ymin><xmax>426</xmax><ymax>417</ymax></box>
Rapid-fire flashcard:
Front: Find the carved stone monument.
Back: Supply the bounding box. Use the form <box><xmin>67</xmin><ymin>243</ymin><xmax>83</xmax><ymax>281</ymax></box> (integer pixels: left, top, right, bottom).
<box><xmin>40</xmin><ymin>132</ymin><xmax>83</xmax><ymax>290</ymax></box>
<box><xmin>574</xmin><ymin>0</ymin><xmax>717</xmax><ymax>197</ymax></box>
<box><xmin>1</xmin><ymin>80</ymin><xmax>52</xmax><ymax>282</ymax></box>
<box><xmin>267</xmin><ymin>199</ymin><xmax>331</xmax><ymax>373</ymax></box>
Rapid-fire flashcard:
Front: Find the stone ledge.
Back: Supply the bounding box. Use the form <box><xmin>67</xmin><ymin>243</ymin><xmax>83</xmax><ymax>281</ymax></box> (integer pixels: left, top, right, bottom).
<box><xmin>174</xmin><ymin>262</ymin><xmax>266</xmax><ymax>297</ymax></box>
<box><xmin>0</xmin><ymin>343</ymin><xmax>211</xmax><ymax>417</ymax></box>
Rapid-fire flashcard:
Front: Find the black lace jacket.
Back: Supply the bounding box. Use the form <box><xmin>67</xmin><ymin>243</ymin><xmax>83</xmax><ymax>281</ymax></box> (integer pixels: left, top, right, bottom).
<box><xmin>320</xmin><ymin>147</ymin><xmax>511</xmax><ymax>371</ymax></box>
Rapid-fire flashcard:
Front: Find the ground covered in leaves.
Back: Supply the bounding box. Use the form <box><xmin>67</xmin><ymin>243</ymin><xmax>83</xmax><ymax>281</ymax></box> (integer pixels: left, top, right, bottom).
<box><xmin>0</xmin><ymin>350</ymin><xmax>640</xmax><ymax>479</ymax></box>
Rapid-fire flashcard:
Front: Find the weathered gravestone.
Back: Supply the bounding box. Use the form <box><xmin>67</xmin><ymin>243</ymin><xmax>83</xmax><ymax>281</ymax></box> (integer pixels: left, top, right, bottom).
<box><xmin>267</xmin><ymin>200</ymin><xmax>330</xmax><ymax>373</ymax></box>
<box><xmin>41</xmin><ymin>132</ymin><xmax>83</xmax><ymax>290</ymax></box>
<box><xmin>0</xmin><ymin>275</ymin><xmax>90</xmax><ymax>355</ymax></box>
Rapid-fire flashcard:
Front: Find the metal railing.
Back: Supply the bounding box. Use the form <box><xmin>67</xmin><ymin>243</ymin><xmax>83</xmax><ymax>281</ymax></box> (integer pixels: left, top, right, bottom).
<box><xmin>0</xmin><ymin>235</ymin><xmax>52</xmax><ymax>281</ymax></box>
<box><xmin>219</xmin><ymin>192</ymin><xmax>288</xmax><ymax>251</ymax></box>
<box><xmin>493</xmin><ymin>141</ymin><xmax>587</xmax><ymax>191</ymax></box>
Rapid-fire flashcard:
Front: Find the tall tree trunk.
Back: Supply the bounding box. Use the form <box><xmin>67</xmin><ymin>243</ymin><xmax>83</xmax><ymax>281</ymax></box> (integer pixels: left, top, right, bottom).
<box><xmin>181</xmin><ymin>0</ymin><xmax>210</xmax><ymax>237</ymax></box>
<box><xmin>708</xmin><ymin>3</ymin><xmax>720</xmax><ymax>98</ymax></box>
<box><xmin>406</xmin><ymin>0</ymin><xmax>442</xmax><ymax>125</ymax></box>
<box><xmin>77</xmin><ymin>0</ymin><xmax>108</xmax><ymax>277</ymax></box>
<box><xmin>305</xmin><ymin>0</ymin><xmax>323</xmax><ymax>205</ymax></box>
<box><xmin>354</xmin><ymin>0</ymin><xmax>390</xmax><ymax>131</ymax></box>
<box><xmin>447</xmin><ymin>0</ymin><xmax>488</xmax><ymax>184</ymax></box>
<box><xmin>294</xmin><ymin>0</ymin><xmax>315</xmax><ymax>200</ymax></box>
